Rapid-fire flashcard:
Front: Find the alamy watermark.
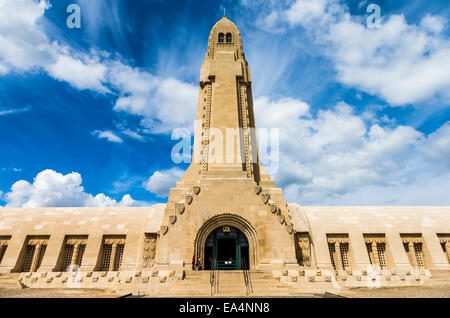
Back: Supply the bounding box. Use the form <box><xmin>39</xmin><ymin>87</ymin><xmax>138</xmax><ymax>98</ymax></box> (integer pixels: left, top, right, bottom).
<box><xmin>66</xmin><ymin>4</ymin><xmax>81</xmax><ymax>29</ymax></box>
<box><xmin>367</xmin><ymin>3</ymin><xmax>382</xmax><ymax>29</ymax></box>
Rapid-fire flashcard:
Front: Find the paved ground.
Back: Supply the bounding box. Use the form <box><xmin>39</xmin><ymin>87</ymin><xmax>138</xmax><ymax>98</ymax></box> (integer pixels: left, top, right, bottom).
<box><xmin>1</xmin><ymin>279</ymin><xmax>450</xmax><ymax>298</ymax></box>
<box><xmin>0</xmin><ymin>288</ymin><xmax>119</xmax><ymax>298</ymax></box>
<box><xmin>336</xmin><ymin>283</ymin><xmax>450</xmax><ymax>298</ymax></box>
<box><xmin>334</xmin><ymin>274</ymin><xmax>450</xmax><ymax>298</ymax></box>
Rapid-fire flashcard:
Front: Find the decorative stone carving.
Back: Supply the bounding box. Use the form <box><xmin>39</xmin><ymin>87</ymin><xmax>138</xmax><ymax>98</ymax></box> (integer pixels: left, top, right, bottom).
<box><xmin>170</xmin><ymin>215</ymin><xmax>177</xmax><ymax>225</ymax></box>
<box><xmin>161</xmin><ymin>226</ymin><xmax>168</xmax><ymax>235</ymax></box>
<box><xmin>185</xmin><ymin>195</ymin><xmax>193</xmax><ymax>205</ymax></box>
<box><xmin>254</xmin><ymin>186</ymin><xmax>262</xmax><ymax>195</ymax></box>
<box><xmin>270</xmin><ymin>204</ymin><xmax>277</xmax><ymax>214</ymax></box>
<box><xmin>142</xmin><ymin>234</ymin><xmax>157</xmax><ymax>268</ymax></box>
<box><xmin>261</xmin><ymin>193</ymin><xmax>270</xmax><ymax>204</ymax></box>
<box><xmin>295</xmin><ymin>233</ymin><xmax>311</xmax><ymax>267</ymax></box>
<box><xmin>176</xmin><ymin>203</ymin><xmax>185</xmax><ymax>215</ymax></box>
<box><xmin>286</xmin><ymin>224</ymin><xmax>293</xmax><ymax>234</ymax></box>
<box><xmin>278</xmin><ymin>214</ymin><xmax>285</xmax><ymax>224</ymax></box>
<box><xmin>193</xmin><ymin>186</ymin><xmax>201</xmax><ymax>195</ymax></box>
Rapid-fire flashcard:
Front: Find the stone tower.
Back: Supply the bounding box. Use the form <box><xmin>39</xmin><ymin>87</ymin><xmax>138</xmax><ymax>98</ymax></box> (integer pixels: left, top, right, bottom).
<box><xmin>155</xmin><ymin>17</ymin><xmax>298</xmax><ymax>271</ymax></box>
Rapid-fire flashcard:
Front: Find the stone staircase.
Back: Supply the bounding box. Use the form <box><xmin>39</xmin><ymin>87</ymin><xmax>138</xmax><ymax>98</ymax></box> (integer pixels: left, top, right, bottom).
<box><xmin>151</xmin><ymin>270</ymin><xmax>319</xmax><ymax>297</ymax></box>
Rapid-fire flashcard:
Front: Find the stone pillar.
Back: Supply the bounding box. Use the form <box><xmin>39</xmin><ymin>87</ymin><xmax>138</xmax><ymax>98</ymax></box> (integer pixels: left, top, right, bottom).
<box><xmin>314</xmin><ymin>233</ymin><xmax>334</xmax><ymax>269</ymax></box>
<box><xmin>71</xmin><ymin>243</ymin><xmax>80</xmax><ymax>269</ymax></box>
<box><xmin>79</xmin><ymin>235</ymin><xmax>102</xmax><ymax>272</ymax></box>
<box><xmin>386</xmin><ymin>232</ymin><xmax>410</xmax><ymax>271</ymax></box>
<box><xmin>30</xmin><ymin>243</ymin><xmax>41</xmax><ymax>272</ymax></box>
<box><xmin>408</xmin><ymin>241</ymin><xmax>418</xmax><ymax>269</ymax></box>
<box><xmin>371</xmin><ymin>242</ymin><xmax>380</xmax><ymax>268</ymax></box>
<box><xmin>445</xmin><ymin>242</ymin><xmax>450</xmax><ymax>264</ymax></box>
<box><xmin>38</xmin><ymin>234</ymin><xmax>64</xmax><ymax>272</ymax></box>
<box><xmin>0</xmin><ymin>234</ymin><xmax>26</xmax><ymax>273</ymax></box>
<box><xmin>109</xmin><ymin>243</ymin><xmax>117</xmax><ymax>271</ymax></box>
<box><xmin>120</xmin><ymin>233</ymin><xmax>140</xmax><ymax>271</ymax></box>
<box><xmin>334</xmin><ymin>242</ymin><xmax>342</xmax><ymax>270</ymax></box>
<box><xmin>348</xmin><ymin>232</ymin><xmax>371</xmax><ymax>270</ymax></box>
<box><xmin>421</xmin><ymin>232</ymin><xmax>449</xmax><ymax>270</ymax></box>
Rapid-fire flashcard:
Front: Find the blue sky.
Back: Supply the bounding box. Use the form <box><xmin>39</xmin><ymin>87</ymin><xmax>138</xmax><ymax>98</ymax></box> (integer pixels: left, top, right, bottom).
<box><xmin>0</xmin><ymin>0</ymin><xmax>449</xmax><ymax>207</ymax></box>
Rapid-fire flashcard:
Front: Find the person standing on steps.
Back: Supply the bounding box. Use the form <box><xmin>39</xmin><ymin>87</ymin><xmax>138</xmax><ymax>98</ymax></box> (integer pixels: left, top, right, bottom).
<box><xmin>192</xmin><ymin>255</ymin><xmax>195</xmax><ymax>270</ymax></box>
<box><xmin>196</xmin><ymin>257</ymin><xmax>202</xmax><ymax>270</ymax></box>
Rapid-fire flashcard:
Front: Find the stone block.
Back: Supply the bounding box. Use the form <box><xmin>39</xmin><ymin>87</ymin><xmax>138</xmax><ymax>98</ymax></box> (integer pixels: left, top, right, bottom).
<box><xmin>134</xmin><ymin>271</ymin><xmax>142</xmax><ymax>277</ymax></box>
<box><xmin>92</xmin><ymin>277</ymin><xmax>99</xmax><ymax>282</ymax></box>
<box><xmin>159</xmin><ymin>277</ymin><xmax>166</xmax><ymax>283</ymax></box>
<box><xmin>158</xmin><ymin>270</ymin><xmax>170</xmax><ymax>277</ymax></box>
<box><xmin>46</xmin><ymin>278</ymin><xmax>53</xmax><ymax>283</ymax></box>
<box><xmin>307</xmin><ymin>276</ymin><xmax>315</xmax><ymax>282</ymax></box>
<box><xmin>175</xmin><ymin>271</ymin><xmax>185</xmax><ymax>280</ymax></box>
<box><xmin>288</xmin><ymin>270</ymin><xmax>298</xmax><ymax>277</ymax></box>
<box><xmin>125</xmin><ymin>276</ymin><xmax>132</xmax><ymax>283</ymax></box>
<box><xmin>107</xmin><ymin>276</ymin><xmax>114</xmax><ymax>282</ymax></box>
<box><xmin>272</xmin><ymin>270</ymin><xmax>282</xmax><ymax>279</ymax></box>
<box><xmin>280</xmin><ymin>276</ymin><xmax>290</xmax><ymax>282</ymax></box>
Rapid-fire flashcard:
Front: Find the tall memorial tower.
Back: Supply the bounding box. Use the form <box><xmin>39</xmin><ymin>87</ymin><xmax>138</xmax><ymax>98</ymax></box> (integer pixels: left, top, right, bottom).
<box><xmin>155</xmin><ymin>17</ymin><xmax>298</xmax><ymax>271</ymax></box>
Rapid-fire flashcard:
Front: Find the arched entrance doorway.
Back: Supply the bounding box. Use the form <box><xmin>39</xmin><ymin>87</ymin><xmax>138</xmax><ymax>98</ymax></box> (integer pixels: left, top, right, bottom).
<box><xmin>194</xmin><ymin>214</ymin><xmax>258</xmax><ymax>270</ymax></box>
<box><xmin>204</xmin><ymin>226</ymin><xmax>249</xmax><ymax>270</ymax></box>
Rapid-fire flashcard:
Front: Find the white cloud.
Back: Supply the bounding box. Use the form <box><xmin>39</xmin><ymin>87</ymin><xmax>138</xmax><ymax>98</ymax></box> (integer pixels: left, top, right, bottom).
<box><xmin>121</xmin><ymin>129</ymin><xmax>145</xmax><ymax>141</ymax></box>
<box><xmin>144</xmin><ymin>168</ymin><xmax>184</xmax><ymax>198</ymax></box>
<box><xmin>420</xmin><ymin>14</ymin><xmax>446</xmax><ymax>34</ymax></box>
<box><xmin>111</xmin><ymin>63</ymin><xmax>198</xmax><ymax>133</ymax></box>
<box><xmin>0</xmin><ymin>0</ymin><xmax>54</xmax><ymax>71</ymax></box>
<box><xmin>419</xmin><ymin>122</ymin><xmax>450</xmax><ymax>170</ymax></box>
<box><xmin>0</xmin><ymin>0</ymin><xmax>198</xmax><ymax>134</ymax></box>
<box><xmin>4</xmin><ymin>169</ymin><xmax>138</xmax><ymax>207</ymax></box>
<box><xmin>252</xmin><ymin>0</ymin><xmax>450</xmax><ymax>105</ymax></box>
<box><xmin>285</xmin><ymin>0</ymin><xmax>337</xmax><ymax>27</ymax></box>
<box><xmin>92</xmin><ymin>130</ymin><xmax>123</xmax><ymax>143</ymax></box>
<box><xmin>327</xmin><ymin>14</ymin><xmax>450</xmax><ymax>105</ymax></box>
<box><xmin>0</xmin><ymin>106</ymin><xmax>31</xmax><ymax>116</ymax></box>
<box><xmin>255</xmin><ymin>97</ymin><xmax>450</xmax><ymax>204</ymax></box>
<box><xmin>47</xmin><ymin>54</ymin><xmax>108</xmax><ymax>92</ymax></box>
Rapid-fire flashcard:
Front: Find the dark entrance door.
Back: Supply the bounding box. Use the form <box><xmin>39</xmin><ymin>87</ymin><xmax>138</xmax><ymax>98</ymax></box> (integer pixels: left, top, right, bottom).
<box><xmin>204</xmin><ymin>226</ymin><xmax>249</xmax><ymax>270</ymax></box>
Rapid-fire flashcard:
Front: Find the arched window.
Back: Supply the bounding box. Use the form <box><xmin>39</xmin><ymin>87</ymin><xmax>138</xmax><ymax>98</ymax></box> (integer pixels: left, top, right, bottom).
<box><xmin>218</xmin><ymin>33</ymin><xmax>224</xmax><ymax>43</ymax></box>
<box><xmin>226</xmin><ymin>33</ymin><xmax>232</xmax><ymax>43</ymax></box>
